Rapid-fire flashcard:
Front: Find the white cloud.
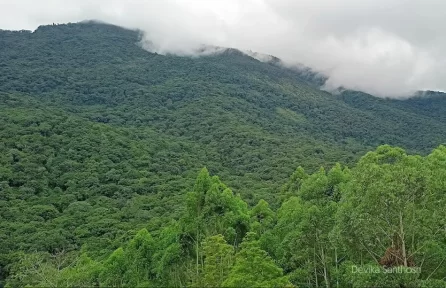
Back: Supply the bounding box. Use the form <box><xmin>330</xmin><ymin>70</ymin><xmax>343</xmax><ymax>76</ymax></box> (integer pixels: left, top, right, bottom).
<box><xmin>0</xmin><ymin>0</ymin><xmax>445</xmax><ymax>97</ymax></box>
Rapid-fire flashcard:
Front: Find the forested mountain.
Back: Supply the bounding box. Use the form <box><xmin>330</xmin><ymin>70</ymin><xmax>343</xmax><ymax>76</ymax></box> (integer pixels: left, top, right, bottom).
<box><xmin>0</xmin><ymin>21</ymin><xmax>445</xmax><ymax>287</ymax></box>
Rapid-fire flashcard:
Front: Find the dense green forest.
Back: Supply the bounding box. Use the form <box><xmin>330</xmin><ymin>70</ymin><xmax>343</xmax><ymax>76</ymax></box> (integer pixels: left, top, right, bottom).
<box><xmin>1</xmin><ymin>22</ymin><xmax>446</xmax><ymax>287</ymax></box>
<box><xmin>3</xmin><ymin>146</ymin><xmax>446</xmax><ymax>287</ymax></box>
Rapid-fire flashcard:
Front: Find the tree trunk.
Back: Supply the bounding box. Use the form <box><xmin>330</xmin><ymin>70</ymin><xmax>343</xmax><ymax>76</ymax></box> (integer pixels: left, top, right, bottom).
<box><xmin>399</xmin><ymin>212</ymin><xmax>408</xmax><ymax>267</ymax></box>
<box><xmin>335</xmin><ymin>247</ymin><xmax>339</xmax><ymax>288</ymax></box>
<box><xmin>321</xmin><ymin>246</ymin><xmax>331</xmax><ymax>288</ymax></box>
<box><xmin>196</xmin><ymin>228</ymin><xmax>200</xmax><ymax>277</ymax></box>
<box><xmin>314</xmin><ymin>246</ymin><xmax>319</xmax><ymax>288</ymax></box>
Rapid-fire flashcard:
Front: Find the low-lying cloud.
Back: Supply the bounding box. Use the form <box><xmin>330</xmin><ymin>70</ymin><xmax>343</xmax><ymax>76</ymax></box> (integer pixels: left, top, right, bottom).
<box><xmin>1</xmin><ymin>0</ymin><xmax>445</xmax><ymax>97</ymax></box>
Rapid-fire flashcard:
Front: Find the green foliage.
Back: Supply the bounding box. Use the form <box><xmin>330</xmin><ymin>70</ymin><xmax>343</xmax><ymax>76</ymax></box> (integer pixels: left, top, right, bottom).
<box><xmin>276</xmin><ymin>107</ymin><xmax>307</xmax><ymax>123</ymax></box>
<box><xmin>98</xmin><ymin>229</ymin><xmax>156</xmax><ymax>287</ymax></box>
<box><xmin>250</xmin><ymin>199</ymin><xmax>276</xmax><ymax>236</ymax></box>
<box><xmin>58</xmin><ymin>253</ymin><xmax>101</xmax><ymax>287</ymax></box>
<box><xmin>151</xmin><ymin>223</ymin><xmax>185</xmax><ymax>287</ymax></box>
<box><xmin>1</xmin><ymin>21</ymin><xmax>446</xmax><ymax>287</ymax></box>
<box><xmin>5</xmin><ymin>250</ymin><xmax>94</xmax><ymax>288</ymax></box>
<box><xmin>99</xmin><ymin>247</ymin><xmax>127</xmax><ymax>286</ymax></box>
<box><xmin>3</xmin><ymin>148</ymin><xmax>446</xmax><ymax>287</ymax></box>
<box><xmin>281</xmin><ymin>166</ymin><xmax>309</xmax><ymax>199</ymax></box>
<box><xmin>182</xmin><ymin>168</ymin><xmax>249</xmax><ymax>251</ymax></box>
<box><xmin>195</xmin><ymin>234</ymin><xmax>234</xmax><ymax>287</ymax></box>
<box><xmin>123</xmin><ymin>229</ymin><xmax>155</xmax><ymax>286</ymax></box>
<box><xmin>223</xmin><ymin>232</ymin><xmax>292</xmax><ymax>287</ymax></box>
<box><xmin>336</xmin><ymin>145</ymin><xmax>446</xmax><ymax>270</ymax></box>
<box><xmin>269</xmin><ymin>164</ymin><xmax>350</xmax><ymax>287</ymax></box>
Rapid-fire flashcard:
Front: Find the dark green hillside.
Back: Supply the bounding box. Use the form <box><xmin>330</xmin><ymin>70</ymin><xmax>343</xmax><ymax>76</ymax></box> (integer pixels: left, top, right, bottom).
<box><xmin>393</xmin><ymin>90</ymin><xmax>446</xmax><ymax>122</ymax></box>
<box><xmin>1</xmin><ymin>22</ymin><xmax>445</xmax><ymax>165</ymax></box>
<box><xmin>335</xmin><ymin>90</ymin><xmax>446</xmax><ymax>150</ymax></box>
<box><xmin>4</xmin><ymin>145</ymin><xmax>446</xmax><ymax>287</ymax></box>
<box><xmin>1</xmin><ymin>21</ymin><xmax>446</xmax><ymax>287</ymax></box>
<box><xmin>338</xmin><ymin>89</ymin><xmax>446</xmax><ymax>124</ymax></box>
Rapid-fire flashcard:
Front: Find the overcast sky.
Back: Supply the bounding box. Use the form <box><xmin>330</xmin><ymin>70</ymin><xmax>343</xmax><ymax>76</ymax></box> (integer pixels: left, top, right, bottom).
<box><xmin>1</xmin><ymin>0</ymin><xmax>445</xmax><ymax>97</ymax></box>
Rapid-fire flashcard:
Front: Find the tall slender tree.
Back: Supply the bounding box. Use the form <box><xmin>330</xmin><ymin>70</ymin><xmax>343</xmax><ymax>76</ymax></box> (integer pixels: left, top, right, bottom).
<box><xmin>223</xmin><ymin>232</ymin><xmax>292</xmax><ymax>287</ymax></box>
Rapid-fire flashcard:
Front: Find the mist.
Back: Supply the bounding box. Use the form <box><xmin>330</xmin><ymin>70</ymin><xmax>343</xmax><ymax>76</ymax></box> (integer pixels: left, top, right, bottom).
<box><xmin>1</xmin><ymin>0</ymin><xmax>445</xmax><ymax>98</ymax></box>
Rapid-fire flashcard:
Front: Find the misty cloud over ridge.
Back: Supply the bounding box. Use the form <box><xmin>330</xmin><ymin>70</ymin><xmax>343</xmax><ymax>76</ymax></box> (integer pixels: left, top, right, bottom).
<box><xmin>1</xmin><ymin>0</ymin><xmax>445</xmax><ymax>98</ymax></box>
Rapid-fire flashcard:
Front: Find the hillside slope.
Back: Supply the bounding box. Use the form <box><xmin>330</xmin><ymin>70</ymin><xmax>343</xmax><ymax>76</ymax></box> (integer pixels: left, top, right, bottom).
<box><xmin>1</xmin><ymin>22</ymin><xmax>446</xmax><ymax>283</ymax></box>
<box><xmin>1</xmin><ymin>22</ymin><xmax>445</xmax><ymax>153</ymax></box>
<box><xmin>1</xmin><ymin>21</ymin><xmax>446</xmax><ymax>204</ymax></box>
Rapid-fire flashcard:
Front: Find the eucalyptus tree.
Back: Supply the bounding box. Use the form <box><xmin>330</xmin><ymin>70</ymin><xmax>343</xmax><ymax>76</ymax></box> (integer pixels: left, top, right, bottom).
<box><xmin>336</xmin><ymin>145</ymin><xmax>446</xmax><ymax>284</ymax></box>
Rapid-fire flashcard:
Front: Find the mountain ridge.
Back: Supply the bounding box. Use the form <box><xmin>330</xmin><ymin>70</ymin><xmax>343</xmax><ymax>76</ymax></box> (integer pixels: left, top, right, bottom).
<box><xmin>5</xmin><ymin>20</ymin><xmax>445</xmax><ymax>99</ymax></box>
<box><xmin>1</xmin><ymin>21</ymin><xmax>445</xmax><ymax>208</ymax></box>
<box><xmin>1</xmin><ymin>20</ymin><xmax>446</xmax><ymax>287</ymax></box>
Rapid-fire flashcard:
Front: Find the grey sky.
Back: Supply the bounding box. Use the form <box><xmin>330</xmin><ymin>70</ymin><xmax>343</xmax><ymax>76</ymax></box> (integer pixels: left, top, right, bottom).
<box><xmin>1</xmin><ymin>0</ymin><xmax>445</xmax><ymax>97</ymax></box>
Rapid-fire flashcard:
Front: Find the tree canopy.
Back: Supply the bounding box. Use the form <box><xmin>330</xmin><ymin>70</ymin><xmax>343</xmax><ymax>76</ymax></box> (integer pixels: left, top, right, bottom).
<box><xmin>1</xmin><ymin>22</ymin><xmax>446</xmax><ymax>287</ymax></box>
